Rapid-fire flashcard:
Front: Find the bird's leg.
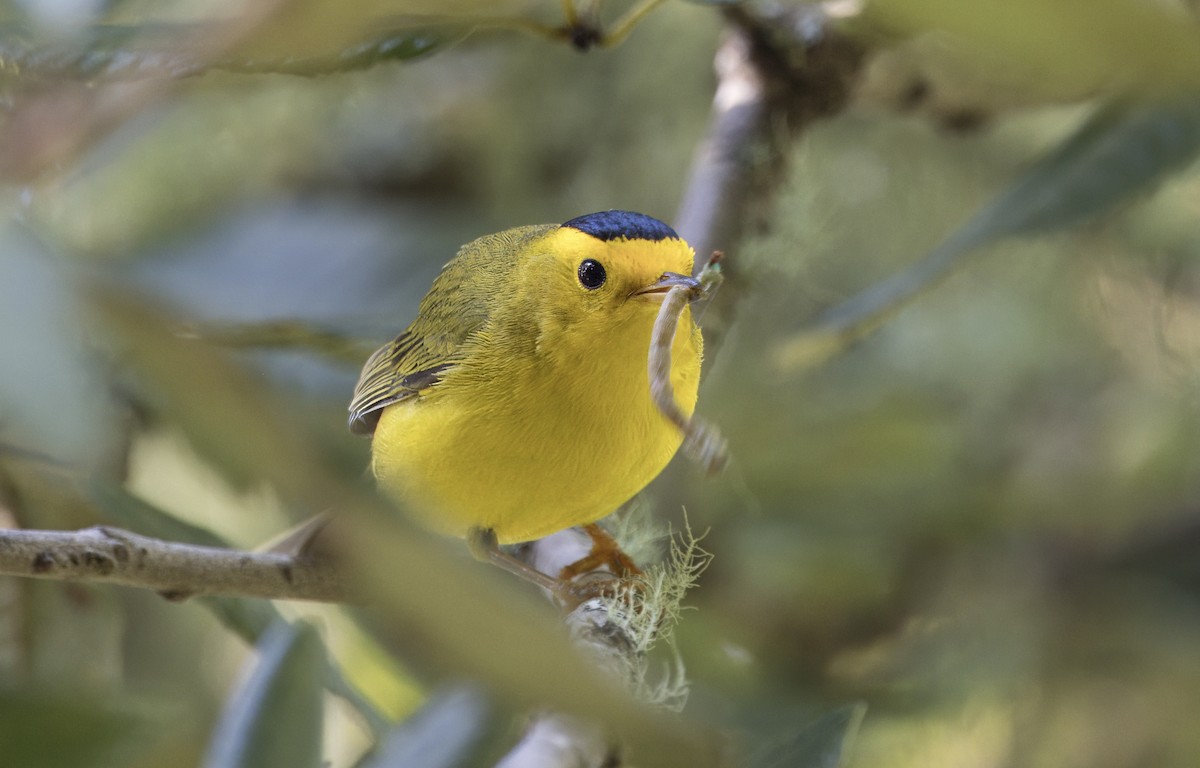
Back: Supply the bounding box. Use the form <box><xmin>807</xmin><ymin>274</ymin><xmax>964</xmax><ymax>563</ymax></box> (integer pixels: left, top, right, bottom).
<box><xmin>547</xmin><ymin>523</ymin><xmax>654</xmax><ymax>611</ymax></box>
<box><xmin>467</xmin><ymin>527</ymin><xmax>562</xmax><ymax>593</ymax></box>
<box><xmin>558</xmin><ymin>523</ymin><xmax>643</xmax><ymax>581</ymax></box>
<box><xmin>470</xmin><ymin>526</ymin><xmax>646</xmax><ymax>611</ymax></box>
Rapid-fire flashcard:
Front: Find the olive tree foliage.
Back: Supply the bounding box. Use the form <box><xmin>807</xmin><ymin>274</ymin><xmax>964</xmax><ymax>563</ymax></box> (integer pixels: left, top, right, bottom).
<box><xmin>3</xmin><ymin>0</ymin><xmax>1200</xmax><ymax>766</ymax></box>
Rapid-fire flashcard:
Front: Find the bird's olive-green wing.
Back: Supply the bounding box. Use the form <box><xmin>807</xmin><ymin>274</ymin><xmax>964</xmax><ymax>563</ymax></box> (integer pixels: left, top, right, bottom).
<box><xmin>347</xmin><ymin>224</ymin><xmax>552</xmax><ymax>436</ymax></box>
<box><xmin>347</xmin><ymin>333</ymin><xmax>451</xmax><ymax>435</ymax></box>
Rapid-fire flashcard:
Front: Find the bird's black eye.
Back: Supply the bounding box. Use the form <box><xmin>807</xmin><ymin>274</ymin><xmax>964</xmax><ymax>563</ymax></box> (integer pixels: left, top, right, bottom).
<box><xmin>578</xmin><ymin>258</ymin><xmax>606</xmax><ymax>290</ymax></box>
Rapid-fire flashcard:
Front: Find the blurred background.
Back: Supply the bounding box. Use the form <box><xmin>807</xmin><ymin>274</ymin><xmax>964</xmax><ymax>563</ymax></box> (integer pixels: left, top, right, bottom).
<box><xmin>4</xmin><ymin>0</ymin><xmax>1200</xmax><ymax>766</ymax></box>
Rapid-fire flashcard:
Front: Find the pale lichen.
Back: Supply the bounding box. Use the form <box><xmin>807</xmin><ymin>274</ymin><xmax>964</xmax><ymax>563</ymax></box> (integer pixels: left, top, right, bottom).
<box><xmin>600</xmin><ymin>515</ymin><xmax>712</xmax><ymax>711</ymax></box>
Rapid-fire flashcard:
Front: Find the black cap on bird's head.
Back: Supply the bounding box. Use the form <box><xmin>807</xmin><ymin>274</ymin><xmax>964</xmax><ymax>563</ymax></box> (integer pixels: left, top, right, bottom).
<box><xmin>562</xmin><ymin>211</ymin><xmax>679</xmax><ymax>242</ymax></box>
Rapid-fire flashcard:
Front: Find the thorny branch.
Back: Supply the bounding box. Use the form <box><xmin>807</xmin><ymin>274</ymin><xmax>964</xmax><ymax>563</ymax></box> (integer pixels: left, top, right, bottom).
<box><xmin>0</xmin><ymin>525</ymin><xmax>349</xmax><ymax>602</ymax></box>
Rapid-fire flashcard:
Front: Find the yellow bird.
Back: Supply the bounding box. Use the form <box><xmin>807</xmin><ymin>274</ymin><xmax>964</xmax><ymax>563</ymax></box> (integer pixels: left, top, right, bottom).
<box><xmin>348</xmin><ymin>211</ymin><xmax>702</xmax><ymax>551</ymax></box>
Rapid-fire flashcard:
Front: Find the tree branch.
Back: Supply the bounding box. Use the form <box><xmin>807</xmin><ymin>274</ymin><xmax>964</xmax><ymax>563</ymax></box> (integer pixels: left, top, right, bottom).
<box><xmin>0</xmin><ymin>526</ymin><xmax>350</xmax><ymax>602</ymax></box>
<box><xmin>675</xmin><ymin>2</ymin><xmax>866</xmax><ymax>353</ymax></box>
<box><xmin>498</xmin><ymin>527</ymin><xmax>642</xmax><ymax>767</ymax></box>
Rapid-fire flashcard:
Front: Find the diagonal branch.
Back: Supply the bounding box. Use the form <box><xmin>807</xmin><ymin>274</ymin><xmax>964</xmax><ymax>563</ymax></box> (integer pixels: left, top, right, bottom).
<box><xmin>0</xmin><ymin>525</ymin><xmax>350</xmax><ymax>602</ymax></box>
<box><xmin>675</xmin><ymin>2</ymin><xmax>866</xmax><ymax>355</ymax></box>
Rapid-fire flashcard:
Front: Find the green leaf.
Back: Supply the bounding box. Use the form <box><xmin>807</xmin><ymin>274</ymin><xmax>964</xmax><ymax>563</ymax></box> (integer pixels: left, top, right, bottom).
<box><xmin>203</xmin><ymin>620</ymin><xmax>326</xmax><ymax>768</ymax></box>
<box><xmin>221</xmin><ymin>0</ymin><xmax>544</xmax><ymax>66</ymax></box>
<box><xmin>864</xmin><ymin>0</ymin><xmax>1200</xmax><ymax>98</ymax></box>
<box><xmin>0</xmin><ymin>22</ymin><xmax>461</xmax><ymax>79</ymax></box>
<box><xmin>360</xmin><ymin>685</ymin><xmax>502</xmax><ymax>768</ymax></box>
<box><xmin>0</xmin><ymin>689</ymin><xmax>162</xmax><ymax>768</ymax></box>
<box><xmin>0</xmin><ymin>224</ymin><xmax>118</xmax><ymax>472</ymax></box>
<box><xmin>220</xmin><ymin>28</ymin><xmax>460</xmax><ymax>75</ymax></box>
<box><xmin>750</xmin><ymin>704</ymin><xmax>867</xmax><ymax>768</ymax></box>
<box><xmin>962</xmin><ymin>99</ymin><xmax>1200</xmax><ymax>239</ymax></box>
<box><xmin>89</xmin><ymin>479</ymin><xmax>231</xmax><ymax>548</ymax></box>
<box><xmin>776</xmin><ymin>97</ymin><xmax>1200</xmax><ymax>370</ymax></box>
<box><xmin>87</xmin><ymin>480</ymin><xmax>392</xmax><ymax>738</ymax></box>
<box><xmin>202</xmin><ymin>597</ymin><xmax>394</xmax><ymax>740</ymax></box>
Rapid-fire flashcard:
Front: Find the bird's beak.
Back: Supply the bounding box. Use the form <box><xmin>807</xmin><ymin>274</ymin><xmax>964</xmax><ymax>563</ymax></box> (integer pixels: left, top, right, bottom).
<box><xmin>632</xmin><ymin>272</ymin><xmax>701</xmax><ymax>301</ymax></box>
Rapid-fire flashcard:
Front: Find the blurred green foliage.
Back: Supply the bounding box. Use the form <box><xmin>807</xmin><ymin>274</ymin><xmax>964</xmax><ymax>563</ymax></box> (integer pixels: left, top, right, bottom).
<box><xmin>202</xmin><ymin>621</ymin><xmax>324</xmax><ymax>768</ymax></box>
<box><xmin>3</xmin><ymin>0</ymin><xmax>1200</xmax><ymax>766</ymax></box>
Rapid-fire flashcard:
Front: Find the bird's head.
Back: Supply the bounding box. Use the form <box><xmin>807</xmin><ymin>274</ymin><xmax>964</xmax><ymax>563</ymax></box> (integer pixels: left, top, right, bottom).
<box><xmin>527</xmin><ymin>211</ymin><xmax>699</xmax><ymax>329</ymax></box>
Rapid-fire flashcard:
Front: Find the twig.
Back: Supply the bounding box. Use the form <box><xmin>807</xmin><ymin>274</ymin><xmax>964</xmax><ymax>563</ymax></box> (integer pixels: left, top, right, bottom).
<box><xmin>673</xmin><ymin>3</ymin><xmax>866</xmax><ymax>355</ymax></box>
<box><xmin>183</xmin><ymin>319</ymin><xmax>378</xmax><ymax>365</ymax></box>
<box><xmin>494</xmin><ymin>713</ymin><xmax>614</xmax><ymax>768</ymax></box>
<box><xmin>0</xmin><ymin>525</ymin><xmax>350</xmax><ymax>602</ymax></box>
<box><xmin>673</xmin><ymin>22</ymin><xmax>768</xmax><ymax>265</ymax></box>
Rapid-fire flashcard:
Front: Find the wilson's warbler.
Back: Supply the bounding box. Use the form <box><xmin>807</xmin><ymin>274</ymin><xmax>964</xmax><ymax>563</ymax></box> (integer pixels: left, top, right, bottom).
<box><xmin>348</xmin><ymin>211</ymin><xmax>702</xmax><ymax>546</ymax></box>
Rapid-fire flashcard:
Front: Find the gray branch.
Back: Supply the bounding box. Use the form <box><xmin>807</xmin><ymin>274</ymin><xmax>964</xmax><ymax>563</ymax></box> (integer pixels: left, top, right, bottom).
<box><xmin>496</xmin><ymin>528</ymin><xmax>636</xmax><ymax>768</ymax></box>
<box><xmin>0</xmin><ymin>526</ymin><xmax>350</xmax><ymax>602</ymax></box>
<box><xmin>675</xmin><ymin>2</ymin><xmax>865</xmax><ymax>355</ymax></box>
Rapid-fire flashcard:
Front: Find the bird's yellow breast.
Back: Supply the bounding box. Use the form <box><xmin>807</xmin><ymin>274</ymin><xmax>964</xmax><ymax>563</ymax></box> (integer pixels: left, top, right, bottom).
<box><xmin>370</xmin><ymin>303</ymin><xmax>701</xmax><ymax>544</ymax></box>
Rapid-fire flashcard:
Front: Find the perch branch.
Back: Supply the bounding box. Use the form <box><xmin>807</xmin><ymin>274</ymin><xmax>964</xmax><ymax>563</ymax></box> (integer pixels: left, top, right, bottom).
<box><xmin>502</xmin><ymin>527</ymin><xmax>651</xmax><ymax>768</ymax></box>
<box><xmin>0</xmin><ymin>525</ymin><xmax>350</xmax><ymax>602</ymax></box>
<box><xmin>674</xmin><ymin>2</ymin><xmax>866</xmax><ymax>354</ymax></box>
<box><xmin>500</xmin><ymin>520</ymin><xmax>709</xmax><ymax>766</ymax></box>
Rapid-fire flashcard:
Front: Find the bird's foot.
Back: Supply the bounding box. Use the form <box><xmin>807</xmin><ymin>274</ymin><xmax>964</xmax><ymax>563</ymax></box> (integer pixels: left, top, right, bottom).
<box><xmin>468</xmin><ymin>525</ymin><xmax>648</xmax><ymax>613</ymax></box>
<box><xmin>553</xmin><ymin>523</ymin><xmax>646</xmax><ymax>611</ymax></box>
<box><xmin>558</xmin><ymin>523</ymin><xmax>642</xmax><ymax>580</ymax></box>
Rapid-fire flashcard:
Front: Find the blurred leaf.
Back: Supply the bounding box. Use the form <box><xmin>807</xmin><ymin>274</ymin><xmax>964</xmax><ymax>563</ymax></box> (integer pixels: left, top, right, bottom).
<box><xmin>24</xmin><ymin>580</ymin><xmax>124</xmax><ymax>692</ymax></box>
<box><xmin>93</xmin><ymin>296</ymin><xmax>330</xmax><ymax>493</ymax></box>
<box><xmin>360</xmin><ymin>685</ymin><xmax>503</xmax><ymax>768</ymax></box>
<box><xmin>90</xmin><ymin>479</ymin><xmax>231</xmax><ymax>548</ymax></box>
<box><xmin>0</xmin><ymin>22</ymin><xmax>461</xmax><ymax>79</ymax></box>
<box><xmin>203</xmin><ymin>620</ymin><xmax>325</xmax><ymax>768</ymax></box>
<box><xmin>344</xmin><ymin>512</ymin><xmax>721</xmax><ymax>767</ymax></box>
<box><xmin>0</xmin><ymin>0</ymin><xmax>685</xmax><ymax>82</ymax></box>
<box><xmin>88</xmin><ymin>479</ymin><xmax>393</xmax><ymax>737</ymax></box>
<box><xmin>1111</xmin><ymin>519</ymin><xmax>1200</xmax><ymax>599</ymax></box>
<box><xmin>226</xmin><ymin>0</ymin><xmax>545</xmax><ymax>63</ymax></box>
<box><xmin>0</xmin><ymin>688</ymin><xmax>162</xmax><ymax>768</ymax></box>
<box><xmin>193</xmin><ymin>319</ymin><xmax>376</xmax><ymax>365</ymax></box>
<box><xmin>750</xmin><ymin>704</ymin><xmax>866</xmax><ymax>768</ymax></box>
<box><xmin>776</xmin><ymin>97</ymin><xmax>1200</xmax><ymax>370</ymax></box>
<box><xmin>0</xmin><ymin>225</ymin><xmax>119</xmax><ymax>473</ymax></box>
<box><xmin>862</xmin><ymin>0</ymin><xmax>1200</xmax><ymax>99</ymax></box>
<box><xmin>94</xmin><ymin>287</ymin><xmax>719</xmax><ymax>766</ymax></box>
<box><xmin>202</xmin><ymin>597</ymin><xmax>395</xmax><ymax>740</ymax></box>
<box><xmin>958</xmin><ymin>100</ymin><xmax>1200</xmax><ymax>239</ymax></box>
<box><xmin>0</xmin><ymin>0</ymin><xmax>563</xmax><ymax>81</ymax></box>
